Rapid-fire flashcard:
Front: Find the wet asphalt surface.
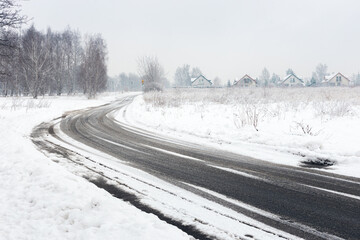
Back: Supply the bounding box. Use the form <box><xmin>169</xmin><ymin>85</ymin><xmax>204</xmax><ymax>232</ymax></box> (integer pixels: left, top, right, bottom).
<box><xmin>57</xmin><ymin>96</ymin><xmax>360</xmax><ymax>240</ymax></box>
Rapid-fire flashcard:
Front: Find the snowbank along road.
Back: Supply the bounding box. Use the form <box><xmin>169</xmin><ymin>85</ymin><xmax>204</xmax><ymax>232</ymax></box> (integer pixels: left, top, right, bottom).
<box><xmin>32</xmin><ymin>95</ymin><xmax>360</xmax><ymax>240</ymax></box>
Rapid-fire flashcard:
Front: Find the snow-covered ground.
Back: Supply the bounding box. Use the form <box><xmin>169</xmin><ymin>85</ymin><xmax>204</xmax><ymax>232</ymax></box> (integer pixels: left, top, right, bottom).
<box><xmin>2</xmin><ymin>89</ymin><xmax>358</xmax><ymax>239</ymax></box>
<box><xmin>124</xmin><ymin>88</ymin><xmax>360</xmax><ymax>178</ymax></box>
<box><xmin>0</xmin><ymin>93</ymin><xmax>189</xmax><ymax>240</ymax></box>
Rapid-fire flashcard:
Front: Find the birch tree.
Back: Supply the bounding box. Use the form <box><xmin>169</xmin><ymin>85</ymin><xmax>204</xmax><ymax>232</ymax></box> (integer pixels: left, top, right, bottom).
<box><xmin>46</xmin><ymin>29</ymin><xmax>65</xmax><ymax>95</ymax></box>
<box><xmin>20</xmin><ymin>25</ymin><xmax>52</xmax><ymax>98</ymax></box>
<box><xmin>0</xmin><ymin>30</ymin><xmax>19</xmax><ymax>95</ymax></box>
<box><xmin>79</xmin><ymin>34</ymin><xmax>107</xmax><ymax>98</ymax></box>
<box><xmin>0</xmin><ymin>0</ymin><xmax>26</xmax><ymax>95</ymax></box>
<box><xmin>62</xmin><ymin>28</ymin><xmax>82</xmax><ymax>94</ymax></box>
<box><xmin>174</xmin><ymin>64</ymin><xmax>190</xmax><ymax>87</ymax></box>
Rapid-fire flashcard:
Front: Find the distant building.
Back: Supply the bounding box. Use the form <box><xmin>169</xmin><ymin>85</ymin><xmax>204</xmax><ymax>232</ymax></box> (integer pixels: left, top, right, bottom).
<box><xmin>322</xmin><ymin>72</ymin><xmax>350</xmax><ymax>86</ymax></box>
<box><xmin>191</xmin><ymin>75</ymin><xmax>212</xmax><ymax>88</ymax></box>
<box><xmin>233</xmin><ymin>74</ymin><xmax>257</xmax><ymax>87</ymax></box>
<box><xmin>280</xmin><ymin>73</ymin><xmax>304</xmax><ymax>87</ymax></box>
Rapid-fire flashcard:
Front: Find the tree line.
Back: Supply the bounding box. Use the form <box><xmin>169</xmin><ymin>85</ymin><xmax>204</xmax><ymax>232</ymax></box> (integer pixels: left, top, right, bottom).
<box><xmin>108</xmin><ymin>56</ymin><xmax>171</xmax><ymax>92</ymax></box>
<box><xmin>116</xmin><ymin>59</ymin><xmax>360</xmax><ymax>92</ymax></box>
<box><xmin>246</xmin><ymin>64</ymin><xmax>360</xmax><ymax>87</ymax></box>
<box><xmin>0</xmin><ymin>1</ymin><xmax>107</xmax><ymax>98</ymax></box>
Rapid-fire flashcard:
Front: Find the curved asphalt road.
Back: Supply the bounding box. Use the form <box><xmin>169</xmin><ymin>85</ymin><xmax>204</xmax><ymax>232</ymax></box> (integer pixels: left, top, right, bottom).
<box><xmin>58</xmin><ymin>95</ymin><xmax>360</xmax><ymax>240</ymax></box>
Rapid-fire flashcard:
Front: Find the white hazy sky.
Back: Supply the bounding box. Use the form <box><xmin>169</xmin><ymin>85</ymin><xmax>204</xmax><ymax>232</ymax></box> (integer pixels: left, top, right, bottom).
<box><xmin>22</xmin><ymin>0</ymin><xmax>360</xmax><ymax>82</ymax></box>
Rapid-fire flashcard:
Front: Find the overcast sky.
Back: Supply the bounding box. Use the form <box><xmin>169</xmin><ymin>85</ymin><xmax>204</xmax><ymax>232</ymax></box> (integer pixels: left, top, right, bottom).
<box><xmin>22</xmin><ymin>0</ymin><xmax>360</xmax><ymax>82</ymax></box>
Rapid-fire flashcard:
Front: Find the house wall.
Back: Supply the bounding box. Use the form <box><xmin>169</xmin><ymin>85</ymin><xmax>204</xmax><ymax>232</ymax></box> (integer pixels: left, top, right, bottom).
<box><xmin>192</xmin><ymin>76</ymin><xmax>212</xmax><ymax>87</ymax></box>
<box><xmin>234</xmin><ymin>77</ymin><xmax>256</xmax><ymax>87</ymax></box>
<box><xmin>282</xmin><ymin>76</ymin><xmax>303</xmax><ymax>87</ymax></box>
<box><xmin>327</xmin><ymin>74</ymin><xmax>350</xmax><ymax>86</ymax></box>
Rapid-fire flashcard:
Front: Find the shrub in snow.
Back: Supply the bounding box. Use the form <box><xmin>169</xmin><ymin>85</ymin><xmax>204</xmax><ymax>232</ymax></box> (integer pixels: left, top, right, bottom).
<box><xmin>124</xmin><ymin>88</ymin><xmax>360</xmax><ymax>176</ymax></box>
<box><xmin>11</xmin><ymin>97</ymin><xmax>25</xmax><ymax>110</ymax></box>
<box><xmin>233</xmin><ymin>103</ymin><xmax>266</xmax><ymax>131</ymax></box>
<box><xmin>314</xmin><ymin>101</ymin><xmax>351</xmax><ymax>118</ymax></box>
<box><xmin>292</xmin><ymin>121</ymin><xmax>321</xmax><ymax>136</ymax></box>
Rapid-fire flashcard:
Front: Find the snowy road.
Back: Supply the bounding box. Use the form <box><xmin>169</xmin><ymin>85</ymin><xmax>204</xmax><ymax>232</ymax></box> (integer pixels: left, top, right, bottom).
<box><xmin>33</xmin><ymin>95</ymin><xmax>360</xmax><ymax>240</ymax></box>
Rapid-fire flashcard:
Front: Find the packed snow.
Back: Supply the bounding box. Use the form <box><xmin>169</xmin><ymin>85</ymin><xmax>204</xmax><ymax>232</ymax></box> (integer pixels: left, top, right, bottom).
<box><xmin>0</xmin><ymin>93</ymin><xmax>190</xmax><ymax>240</ymax></box>
<box><xmin>123</xmin><ymin>87</ymin><xmax>360</xmax><ymax>178</ymax></box>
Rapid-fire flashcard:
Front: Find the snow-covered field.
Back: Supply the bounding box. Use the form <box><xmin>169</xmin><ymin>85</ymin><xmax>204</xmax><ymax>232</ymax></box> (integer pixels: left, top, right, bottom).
<box><xmin>0</xmin><ymin>93</ymin><xmax>189</xmax><ymax>240</ymax></box>
<box><xmin>125</xmin><ymin>87</ymin><xmax>360</xmax><ymax>178</ymax></box>
<box><xmin>2</xmin><ymin>88</ymin><xmax>358</xmax><ymax>239</ymax></box>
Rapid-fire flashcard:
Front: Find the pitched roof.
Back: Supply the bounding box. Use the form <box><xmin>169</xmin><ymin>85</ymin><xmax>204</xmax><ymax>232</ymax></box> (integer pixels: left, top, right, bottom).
<box><xmin>234</xmin><ymin>74</ymin><xmax>256</xmax><ymax>85</ymax></box>
<box><xmin>282</xmin><ymin>73</ymin><xmax>303</xmax><ymax>83</ymax></box>
<box><xmin>323</xmin><ymin>72</ymin><xmax>350</xmax><ymax>83</ymax></box>
<box><xmin>191</xmin><ymin>75</ymin><xmax>212</xmax><ymax>85</ymax></box>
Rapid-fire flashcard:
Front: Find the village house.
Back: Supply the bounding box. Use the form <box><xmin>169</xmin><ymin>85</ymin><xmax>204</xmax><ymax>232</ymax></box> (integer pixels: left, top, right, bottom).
<box><xmin>191</xmin><ymin>75</ymin><xmax>212</xmax><ymax>88</ymax></box>
<box><xmin>322</xmin><ymin>72</ymin><xmax>350</xmax><ymax>86</ymax></box>
<box><xmin>233</xmin><ymin>74</ymin><xmax>257</xmax><ymax>87</ymax></box>
<box><xmin>280</xmin><ymin>73</ymin><xmax>304</xmax><ymax>87</ymax></box>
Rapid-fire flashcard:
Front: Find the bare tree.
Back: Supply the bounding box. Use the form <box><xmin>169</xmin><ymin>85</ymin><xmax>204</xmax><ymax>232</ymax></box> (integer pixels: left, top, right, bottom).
<box><xmin>0</xmin><ymin>0</ymin><xmax>26</xmax><ymax>94</ymax></box>
<box><xmin>174</xmin><ymin>64</ymin><xmax>190</xmax><ymax>87</ymax></box>
<box><xmin>0</xmin><ymin>0</ymin><xmax>26</xmax><ymax>28</ymax></box>
<box><xmin>310</xmin><ymin>72</ymin><xmax>317</xmax><ymax>86</ymax></box>
<box><xmin>260</xmin><ymin>67</ymin><xmax>270</xmax><ymax>87</ymax></box>
<box><xmin>109</xmin><ymin>72</ymin><xmax>141</xmax><ymax>91</ymax></box>
<box><xmin>20</xmin><ymin>25</ymin><xmax>52</xmax><ymax>98</ymax></box>
<box><xmin>137</xmin><ymin>56</ymin><xmax>165</xmax><ymax>92</ymax></box>
<box><xmin>0</xmin><ymin>13</ymin><xmax>109</xmax><ymax>98</ymax></box>
<box><xmin>270</xmin><ymin>73</ymin><xmax>280</xmax><ymax>86</ymax></box>
<box><xmin>315</xmin><ymin>63</ymin><xmax>328</xmax><ymax>85</ymax></box>
<box><xmin>79</xmin><ymin>34</ymin><xmax>107</xmax><ymax>98</ymax></box>
<box><xmin>286</xmin><ymin>68</ymin><xmax>294</xmax><ymax>76</ymax></box>
<box><xmin>212</xmin><ymin>76</ymin><xmax>221</xmax><ymax>87</ymax></box>
<box><xmin>0</xmin><ymin>4</ymin><xmax>110</xmax><ymax>99</ymax></box>
<box><xmin>0</xmin><ymin>30</ymin><xmax>20</xmax><ymax>95</ymax></box>
<box><xmin>118</xmin><ymin>72</ymin><xmax>128</xmax><ymax>90</ymax></box>
<box><xmin>45</xmin><ymin>29</ymin><xmax>65</xmax><ymax>95</ymax></box>
<box><xmin>191</xmin><ymin>67</ymin><xmax>202</xmax><ymax>78</ymax></box>
<box><xmin>0</xmin><ymin>0</ymin><xmax>27</xmax><ymax>48</ymax></box>
<box><xmin>45</xmin><ymin>28</ymin><xmax>82</xmax><ymax>96</ymax></box>
<box><xmin>61</xmin><ymin>28</ymin><xmax>82</xmax><ymax>94</ymax></box>
<box><xmin>128</xmin><ymin>72</ymin><xmax>141</xmax><ymax>90</ymax></box>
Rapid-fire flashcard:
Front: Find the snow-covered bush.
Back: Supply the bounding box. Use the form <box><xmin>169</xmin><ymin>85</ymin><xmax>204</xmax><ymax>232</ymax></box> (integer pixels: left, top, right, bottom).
<box><xmin>25</xmin><ymin>99</ymin><xmax>51</xmax><ymax>111</ymax></box>
<box><xmin>314</xmin><ymin>101</ymin><xmax>351</xmax><ymax>118</ymax></box>
<box><xmin>3</xmin><ymin>97</ymin><xmax>52</xmax><ymax>111</ymax></box>
<box><xmin>234</xmin><ymin>102</ymin><xmax>266</xmax><ymax>131</ymax></box>
<box><xmin>144</xmin><ymin>87</ymin><xmax>360</xmax><ymax>106</ymax></box>
<box><xmin>292</xmin><ymin>121</ymin><xmax>321</xmax><ymax>136</ymax></box>
<box><xmin>125</xmin><ymin>87</ymin><xmax>360</xmax><ymax>173</ymax></box>
<box><xmin>142</xmin><ymin>87</ymin><xmax>360</xmax><ymax>132</ymax></box>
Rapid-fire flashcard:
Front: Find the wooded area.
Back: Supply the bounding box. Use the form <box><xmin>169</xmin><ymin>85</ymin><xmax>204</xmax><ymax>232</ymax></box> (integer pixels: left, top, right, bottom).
<box><xmin>0</xmin><ymin>0</ymin><xmax>108</xmax><ymax>98</ymax></box>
